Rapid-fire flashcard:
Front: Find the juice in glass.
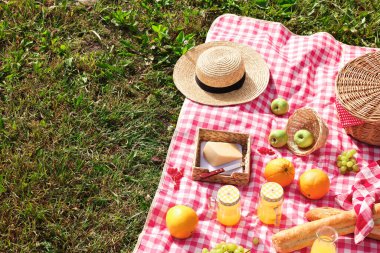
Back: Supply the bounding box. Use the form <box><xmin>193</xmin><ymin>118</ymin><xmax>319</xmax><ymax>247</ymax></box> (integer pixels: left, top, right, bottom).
<box><xmin>311</xmin><ymin>226</ymin><xmax>338</xmax><ymax>253</ymax></box>
<box><xmin>257</xmin><ymin>182</ymin><xmax>284</xmax><ymax>226</ymax></box>
<box><xmin>216</xmin><ymin>201</ymin><xmax>241</xmax><ymax>226</ymax></box>
<box><xmin>216</xmin><ymin>185</ymin><xmax>241</xmax><ymax>226</ymax></box>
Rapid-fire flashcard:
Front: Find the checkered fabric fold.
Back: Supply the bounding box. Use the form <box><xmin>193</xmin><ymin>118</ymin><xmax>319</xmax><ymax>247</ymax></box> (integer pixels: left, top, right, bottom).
<box><xmin>133</xmin><ymin>14</ymin><xmax>380</xmax><ymax>252</ymax></box>
<box><xmin>336</xmin><ymin>160</ymin><xmax>380</xmax><ymax>244</ymax></box>
<box><xmin>336</xmin><ymin>100</ymin><xmax>366</xmax><ymax>128</ymax></box>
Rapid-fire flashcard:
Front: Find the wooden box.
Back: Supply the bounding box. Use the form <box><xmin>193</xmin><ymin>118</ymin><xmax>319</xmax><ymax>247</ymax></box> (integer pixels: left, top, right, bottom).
<box><xmin>192</xmin><ymin>128</ymin><xmax>251</xmax><ymax>186</ymax></box>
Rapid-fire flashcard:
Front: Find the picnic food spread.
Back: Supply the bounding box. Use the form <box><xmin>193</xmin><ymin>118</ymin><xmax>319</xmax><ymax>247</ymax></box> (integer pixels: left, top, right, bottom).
<box><xmin>203</xmin><ymin>141</ymin><xmax>242</xmax><ymax>167</ymax></box>
<box><xmin>166</xmin><ymin>205</ymin><xmax>199</xmax><ymax>239</ymax></box>
<box><xmin>269</xmin><ymin>130</ymin><xmax>288</xmax><ymax>148</ymax></box>
<box><xmin>310</xmin><ymin>226</ymin><xmax>338</xmax><ymax>253</ymax></box>
<box><xmin>293</xmin><ymin>129</ymin><xmax>314</xmax><ymax>149</ymax></box>
<box><xmin>305</xmin><ymin>205</ymin><xmax>380</xmax><ymax>241</ymax></box>
<box><xmin>298</xmin><ymin>169</ymin><xmax>330</xmax><ymax>200</ymax></box>
<box><xmin>263</xmin><ymin>158</ymin><xmax>295</xmax><ymax>188</ymax></box>
<box><xmin>216</xmin><ymin>185</ymin><xmax>242</xmax><ymax>226</ymax></box>
<box><xmin>133</xmin><ymin>15</ymin><xmax>380</xmax><ymax>253</ymax></box>
<box><xmin>336</xmin><ymin>149</ymin><xmax>360</xmax><ymax>174</ymax></box>
<box><xmin>201</xmin><ymin>241</ymin><xmax>250</xmax><ymax>253</ymax></box>
<box><xmin>257</xmin><ymin>182</ymin><xmax>284</xmax><ymax>226</ymax></box>
<box><xmin>270</xmin><ymin>98</ymin><xmax>289</xmax><ymax>116</ymax></box>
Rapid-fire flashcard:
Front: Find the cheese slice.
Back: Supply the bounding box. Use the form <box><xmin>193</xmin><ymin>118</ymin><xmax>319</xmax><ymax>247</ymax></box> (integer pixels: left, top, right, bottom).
<box><xmin>203</xmin><ymin>141</ymin><xmax>242</xmax><ymax>167</ymax></box>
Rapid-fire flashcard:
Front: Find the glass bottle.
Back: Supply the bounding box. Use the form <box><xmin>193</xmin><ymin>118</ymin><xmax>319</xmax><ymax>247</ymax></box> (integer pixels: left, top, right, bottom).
<box><xmin>311</xmin><ymin>226</ymin><xmax>338</xmax><ymax>253</ymax></box>
<box><xmin>216</xmin><ymin>185</ymin><xmax>241</xmax><ymax>226</ymax></box>
<box><xmin>257</xmin><ymin>182</ymin><xmax>284</xmax><ymax>226</ymax></box>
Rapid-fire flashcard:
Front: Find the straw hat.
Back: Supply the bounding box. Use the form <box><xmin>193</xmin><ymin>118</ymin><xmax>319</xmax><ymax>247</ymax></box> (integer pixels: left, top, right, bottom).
<box><xmin>173</xmin><ymin>41</ymin><xmax>270</xmax><ymax>106</ymax></box>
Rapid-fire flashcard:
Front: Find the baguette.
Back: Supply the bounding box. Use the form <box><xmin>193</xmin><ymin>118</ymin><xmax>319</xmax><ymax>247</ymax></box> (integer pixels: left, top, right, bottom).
<box><xmin>272</xmin><ymin>211</ymin><xmax>356</xmax><ymax>253</ymax></box>
<box><xmin>306</xmin><ymin>206</ymin><xmax>380</xmax><ymax>240</ymax></box>
<box><xmin>305</xmin><ymin>207</ymin><xmax>343</xmax><ymax>220</ymax></box>
<box><xmin>306</xmin><ymin>203</ymin><xmax>380</xmax><ymax>222</ymax></box>
<box><xmin>272</xmin><ymin>203</ymin><xmax>380</xmax><ymax>252</ymax></box>
<box><xmin>305</xmin><ymin>206</ymin><xmax>380</xmax><ymax>225</ymax></box>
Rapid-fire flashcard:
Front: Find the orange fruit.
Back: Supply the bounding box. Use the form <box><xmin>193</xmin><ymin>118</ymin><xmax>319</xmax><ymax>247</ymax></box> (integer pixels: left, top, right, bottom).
<box><xmin>165</xmin><ymin>205</ymin><xmax>198</xmax><ymax>239</ymax></box>
<box><xmin>299</xmin><ymin>169</ymin><xmax>330</xmax><ymax>199</ymax></box>
<box><xmin>264</xmin><ymin>158</ymin><xmax>295</xmax><ymax>187</ymax></box>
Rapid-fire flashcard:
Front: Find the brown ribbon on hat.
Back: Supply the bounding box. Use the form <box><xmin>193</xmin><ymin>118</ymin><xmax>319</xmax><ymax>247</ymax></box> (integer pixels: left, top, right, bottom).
<box><xmin>195</xmin><ymin>73</ymin><xmax>246</xmax><ymax>94</ymax></box>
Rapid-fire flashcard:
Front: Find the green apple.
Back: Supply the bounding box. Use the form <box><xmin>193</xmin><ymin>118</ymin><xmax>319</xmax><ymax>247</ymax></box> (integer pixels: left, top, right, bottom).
<box><xmin>269</xmin><ymin>130</ymin><xmax>288</xmax><ymax>148</ymax></box>
<box><xmin>294</xmin><ymin>129</ymin><xmax>314</xmax><ymax>148</ymax></box>
<box><xmin>270</xmin><ymin>98</ymin><xmax>289</xmax><ymax>116</ymax></box>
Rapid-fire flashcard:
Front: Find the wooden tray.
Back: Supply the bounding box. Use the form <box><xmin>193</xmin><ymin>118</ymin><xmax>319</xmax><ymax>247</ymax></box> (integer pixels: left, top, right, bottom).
<box><xmin>192</xmin><ymin>128</ymin><xmax>251</xmax><ymax>186</ymax></box>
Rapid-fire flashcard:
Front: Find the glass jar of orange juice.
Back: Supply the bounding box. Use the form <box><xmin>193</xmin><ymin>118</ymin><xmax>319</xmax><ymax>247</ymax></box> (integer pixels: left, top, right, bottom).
<box><xmin>311</xmin><ymin>226</ymin><xmax>338</xmax><ymax>253</ymax></box>
<box><xmin>215</xmin><ymin>185</ymin><xmax>241</xmax><ymax>226</ymax></box>
<box><xmin>257</xmin><ymin>182</ymin><xmax>284</xmax><ymax>226</ymax></box>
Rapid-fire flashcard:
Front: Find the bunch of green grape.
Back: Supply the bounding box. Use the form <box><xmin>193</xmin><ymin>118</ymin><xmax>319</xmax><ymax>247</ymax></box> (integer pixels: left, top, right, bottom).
<box><xmin>201</xmin><ymin>242</ymin><xmax>249</xmax><ymax>253</ymax></box>
<box><xmin>336</xmin><ymin>149</ymin><xmax>360</xmax><ymax>174</ymax></box>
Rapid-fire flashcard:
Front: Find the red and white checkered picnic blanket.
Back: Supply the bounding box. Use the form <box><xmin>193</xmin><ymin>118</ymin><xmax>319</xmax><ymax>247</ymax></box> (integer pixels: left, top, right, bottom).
<box><xmin>336</xmin><ymin>160</ymin><xmax>380</xmax><ymax>244</ymax></box>
<box><xmin>133</xmin><ymin>14</ymin><xmax>380</xmax><ymax>253</ymax></box>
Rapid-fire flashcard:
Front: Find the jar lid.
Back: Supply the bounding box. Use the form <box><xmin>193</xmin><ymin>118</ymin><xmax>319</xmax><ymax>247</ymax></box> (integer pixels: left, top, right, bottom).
<box><xmin>217</xmin><ymin>185</ymin><xmax>240</xmax><ymax>206</ymax></box>
<box><xmin>260</xmin><ymin>182</ymin><xmax>283</xmax><ymax>202</ymax></box>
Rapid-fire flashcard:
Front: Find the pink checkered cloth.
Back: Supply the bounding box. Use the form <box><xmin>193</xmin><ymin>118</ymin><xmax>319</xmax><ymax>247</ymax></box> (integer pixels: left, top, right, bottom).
<box><xmin>133</xmin><ymin>14</ymin><xmax>380</xmax><ymax>253</ymax></box>
<box><xmin>336</xmin><ymin>100</ymin><xmax>366</xmax><ymax>127</ymax></box>
<box><xmin>336</xmin><ymin>160</ymin><xmax>380</xmax><ymax>244</ymax></box>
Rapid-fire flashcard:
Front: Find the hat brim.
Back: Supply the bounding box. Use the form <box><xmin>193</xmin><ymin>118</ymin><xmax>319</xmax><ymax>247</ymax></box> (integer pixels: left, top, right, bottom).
<box><xmin>173</xmin><ymin>41</ymin><xmax>270</xmax><ymax>106</ymax></box>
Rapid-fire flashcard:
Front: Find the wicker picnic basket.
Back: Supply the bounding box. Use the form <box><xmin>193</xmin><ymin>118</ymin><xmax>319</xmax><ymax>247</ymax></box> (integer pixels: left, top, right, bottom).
<box><xmin>286</xmin><ymin>107</ymin><xmax>329</xmax><ymax>156</ymax></box>
<box><xmin>192</xmin><ymin>128</ymin><xmax>251</xmax><ymax>186</ymax></box>
<box><xmin>335</xmin><ymin>51</ymin><xmax>380</xmax><ymax>146</ymax></box>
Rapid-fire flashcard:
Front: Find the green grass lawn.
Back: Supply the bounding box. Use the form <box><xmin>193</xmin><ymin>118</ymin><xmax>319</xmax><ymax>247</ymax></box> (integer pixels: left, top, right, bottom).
<box><xmin>0</xmin><ymin>0</ymin><xmax>379</xmax><ymax>252</ymax></box>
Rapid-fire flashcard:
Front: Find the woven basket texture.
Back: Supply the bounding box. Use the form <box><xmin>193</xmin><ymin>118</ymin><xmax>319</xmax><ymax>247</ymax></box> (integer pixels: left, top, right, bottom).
<box><xmin>192</xmin><ymin>128</ymin><xmax>251</xmax><ymax>186</ymax></box>
<box><xmin>286</xmin><ymin>107</ymin><xmax>329</xmax><ymax>156</ymax></box>
<box><xmin>336</xmin><ymin>51</ymin><xmax>380</xmax><ymax>145</ymax></box>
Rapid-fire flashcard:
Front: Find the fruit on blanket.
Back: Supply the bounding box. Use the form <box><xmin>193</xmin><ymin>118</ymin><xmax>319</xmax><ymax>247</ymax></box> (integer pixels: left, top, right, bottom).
<box><xmin>270</xmin><ymin>98</ymin><xmax>289</xmax><ymax>115</ymax></box>
<box><xmin>166</xmin><ymin>205</ymin><xmax>198</xmax><ymax>239</ymax></box>
<box><xmin>264</xmin><ymin>158</ymin><xmax>295</xmax><ymax>187</ymax></box>
<box><xmin>253</xmin><ymin>237</ymin><xmax>260</xmax><ymax>246</ymax></box>
<box><xmin>294</xmin><ymin>129</ymin><xmax>314</xmax><ymax>148</ymax></box>
<box><xmin>201</xmin><ymin>242</ymin><xmax>248</xmax><ymax>253</ymax></box>
<box><xmin>269</xmin><ymin>130</ymin><xmax>288</xmax><ymax>148</ymax></box>
<box><xmin>299</xmin><ymin>169</ymin><xmax>330</xmax><ymax>199</ymax></box>
<box><xmin>336</xmin><ymin>149</ymin><xmax>360</xmax><ymax>174</ymax></box>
